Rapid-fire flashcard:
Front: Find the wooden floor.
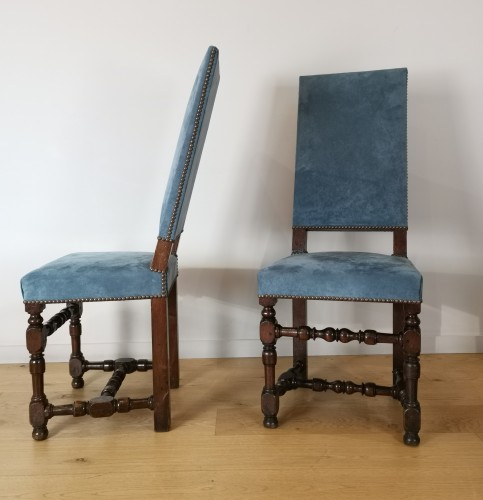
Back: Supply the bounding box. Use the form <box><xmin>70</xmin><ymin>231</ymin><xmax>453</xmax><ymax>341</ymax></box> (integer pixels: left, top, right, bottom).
<box><xmin>1</xmin><ymin>354</ymin><xmax>483</xmax><ymax>499</ymax></box>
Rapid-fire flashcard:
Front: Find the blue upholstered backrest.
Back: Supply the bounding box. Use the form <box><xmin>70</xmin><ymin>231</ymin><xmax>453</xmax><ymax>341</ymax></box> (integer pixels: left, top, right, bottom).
<box><xmin>158</xmin><ymin>46</ymin><xmax>220</xmax><ymax>240</ymax></box>
<box><xmin>293</xmin><ymin>68</ymin><xmax>408</xmax><ymax>229</ymax></box>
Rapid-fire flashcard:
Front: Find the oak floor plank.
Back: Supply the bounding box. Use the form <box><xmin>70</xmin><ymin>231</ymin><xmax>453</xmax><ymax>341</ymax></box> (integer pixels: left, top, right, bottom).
<box><xmin>1</xmin><ymin>355</ymin><xmax>483</xmax><ymax>499</ymax></box>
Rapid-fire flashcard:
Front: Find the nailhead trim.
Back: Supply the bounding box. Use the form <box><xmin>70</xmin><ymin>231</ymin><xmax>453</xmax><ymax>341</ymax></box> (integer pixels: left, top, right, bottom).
<box><xmin>165</xmin><ymin>47</ymin><xmax>217</xmax><ymax>240</ymax></box>
<box><xmin>258</xmin><ymin>294</ymin><xmax>421</xmax><ymax>304</ymax></box>
<box><xmin>156</xmin><ymin>236</ymin><xmax>177</xmax><ymax>242</ymax></box>
<box><xmin>150</xmin><ymin>260</ymin><xmax>179</xmax><ymax>286</ymax></box>
<box><xmin>23</xmin><ymin>270</ymin><xmax>177</xmax><ymax>304</ymax></box>
<box><xmin>24</xmin><ymin>295</ymin><xmax>166</xmax><ymax>304</ymax></box>
<box><xmin>292</xmin><ymin>225</ymin><xmax>408</xmax><ymax>231</ymax></box>
<box><xmin>405</xmin><ymin>69</ymin><xmax>409</xmax><ymax>225</ymax></box>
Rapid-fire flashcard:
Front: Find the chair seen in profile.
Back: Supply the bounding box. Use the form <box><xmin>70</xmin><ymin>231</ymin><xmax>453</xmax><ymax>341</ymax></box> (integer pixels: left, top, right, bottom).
<box><xmin>20</xmin><ymin>46</ymin><xmax>220</xmax><ymax>440</ymax></box>
<box><xmin>257</xmin><ymin>68</ymin><xmax>423</xmax><ymax>445</ymax></box>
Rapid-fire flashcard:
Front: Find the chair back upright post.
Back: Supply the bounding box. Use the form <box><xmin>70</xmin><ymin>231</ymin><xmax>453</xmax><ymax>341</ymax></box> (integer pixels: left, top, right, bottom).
<box><xmin>291</xmin><ymin>228</ymin><xmax>308</xmax><ymax>377</ymax></box>
<box><xmin>393</xmin><ymin>228</ymin><xmax>408</xmax><ymax>257</ymax></box>
<box><xmin>150</xmin><ymin>46</ymin><xmax>219</xmax><ymax>432</ymax></box>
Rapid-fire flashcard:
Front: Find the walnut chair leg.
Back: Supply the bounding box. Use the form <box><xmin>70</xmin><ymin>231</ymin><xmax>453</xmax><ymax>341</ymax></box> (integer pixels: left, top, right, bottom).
<box><xmin>68</xmin><ymin>302</ymin><xmax>86</xmax><ymax>389</ymax></box>
<box><xmin>25</xmin><ymin>303</ymin><xmax>49</xmax><ymax>441</ymax></box>
<box><xmin>402</xmin><ymin>303</ymin><xmax>421</xmax><ymax>446</ymax></box>
<box><xmin>260</xmin><ymin>298</ymin><xmax>279</xmax><ymax>429</ymax></box>
<box><xmin>393</xmin><ymin>303</ymin><xmax>405</xmax><ymax>388</ymax></box>
<box><xmin>168</xmin><ymin>280</ymin><xmax>180</xmax><ymax>389</ymax></box>
<box><xmin>151</xmin><ymin>297</ymin><xmax>171</xmax><ymax>432</ymax></box>
<box><xmin>292</xmin><ymin>298</ymin><xmax>308</xmax><ymax>379</ymax></box>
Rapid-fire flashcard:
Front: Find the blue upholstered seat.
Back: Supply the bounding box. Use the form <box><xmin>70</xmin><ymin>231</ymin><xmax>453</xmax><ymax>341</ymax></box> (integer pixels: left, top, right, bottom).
<box><xmin>258</xmin><ymin>252</ymin><xmax>422</xmax><ymax>302</ymax></box>
<box><xmin>21</xmin><ymin>252</ymin><xmax>178</xmax><ymax>303</ymax></box>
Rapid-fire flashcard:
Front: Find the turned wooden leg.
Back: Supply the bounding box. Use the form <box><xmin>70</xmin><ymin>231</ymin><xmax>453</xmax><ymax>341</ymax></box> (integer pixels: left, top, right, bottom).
<box><xmin>402</xmin><ymin>303</ymin><xmax>421</xmax><ymax>446</ymax></box>
<box><xmin>151</xmin><ymin>297</ymin><xmax>171</xmax><ymax>432</ymax></box>
<box><xmin>292</xmin><ymin>298</ymin><xmax>308</xmax><ymax>379</ymax></box>
<box><xmin>25</xmin><ymin>303</ymin><xmax>49</xmax><ymax>441</ymax></box>
<box><xmin>168</xmin><ymin>280</ymin><xmax>180</xmax><ymax>389</ymax></box>
<box><xmin>260</xmin><ymin>297</ymin><xmax>279</xmax><ymax>429</ymax></box>
<box><xmin>393</xmin><ymin>303</ymin><xmax>405</xmax><ymax>389</ymax></box>
<box><xmin>68</xmin><ymin>302</ymin><xmax>85</xmax><ymax>389</ymax></box>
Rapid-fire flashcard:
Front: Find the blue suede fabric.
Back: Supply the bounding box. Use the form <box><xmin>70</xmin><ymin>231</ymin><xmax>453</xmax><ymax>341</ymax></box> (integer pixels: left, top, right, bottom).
<box><xmin>293</xmin><ymin>68</ymin><xmax>408</xmax><ymax>228</ymax></box>
<box><xmin>158</xmin><ymin>46</ymin><xmax>220</xmax><ymax>240</ymax></box>
<box><xmin>21</xmin><ymin>252</ymin><xmax>178</xmax><ymax>303</ymax></box>
<box><xmin>258</xmin><ymin>252</ymin><xmax>422</xmax><ymax>302</ymax></box>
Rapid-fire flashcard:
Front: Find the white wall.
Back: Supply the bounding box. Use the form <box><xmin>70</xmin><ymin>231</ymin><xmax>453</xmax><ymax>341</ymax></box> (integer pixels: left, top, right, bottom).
<box><xmin>1</xmin><ymin>0</ymin><xmax>482</xmax><ymax>363</ymax></box>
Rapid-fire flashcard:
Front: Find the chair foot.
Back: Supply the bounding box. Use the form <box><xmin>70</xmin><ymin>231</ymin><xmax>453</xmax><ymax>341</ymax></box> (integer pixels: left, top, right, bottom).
<box><xmin>263</xmin><ymin>416</ymin><xmax>278</xmax><ymax>429</ymax></box>
<box><xmin>32</xmin><ymin>425</ymin><xmax>49</xmax><ymax>441</ymax></box>
<box><xmin>154</xmin><ymin>416</ymin><xmax>171</xmax><ymax>432</ymax></box>
<box><xmin>403</xmin><ymin>431</ymin><xmax>420</xmax><ymax>446</ymax></box>
<box><xmin>261</xmin><ymin>388</ymin><xmax>279</xmax><ymax>428</ymax></box>
<box><xmin>71</xmin><ymin>377</ymin><xmax>84</xmax><ymax>389</ymax></box>
<box><xmin>153</xmin><ymin>390</ymin><xmax>171</xmax><ymax>432</ymax></box>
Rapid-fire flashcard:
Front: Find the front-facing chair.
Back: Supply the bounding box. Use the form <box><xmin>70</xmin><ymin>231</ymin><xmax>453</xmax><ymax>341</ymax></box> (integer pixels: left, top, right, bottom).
<box><xmin>20</xmin><ymin>46</ymin><xmax>220</xmax><ymax>440</ymax></box>
<box><xmin>258</xmin><ymin>68</ymin><xmax>423</xmax><ymax>445</ymax></box>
